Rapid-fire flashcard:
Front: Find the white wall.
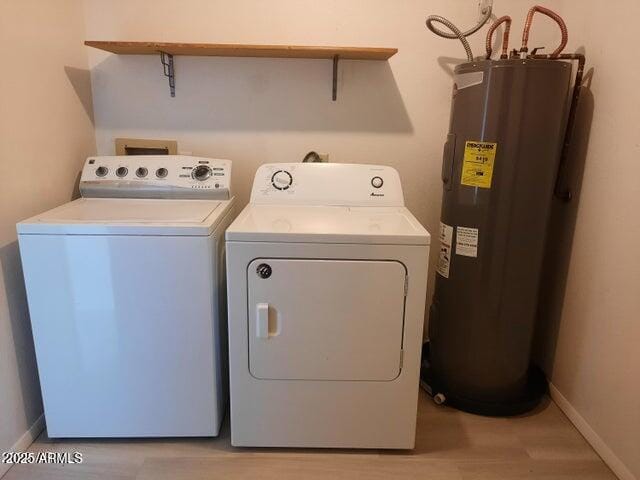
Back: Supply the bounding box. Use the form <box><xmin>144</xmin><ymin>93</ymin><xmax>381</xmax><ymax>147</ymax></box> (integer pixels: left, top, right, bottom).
<box><xmin>538</xmin><ymin>1</ymin><xmax>640</xmax><ymax>479</ymax></box>
<box><xmin>0</xmin><ymin>0</ymin><xmax>96</xmax><ymax>468</ymax></box>
<box><xmin>83</xmin><ymin>0</ymin><xmax>563</xmax><ymax>307</ymax></box>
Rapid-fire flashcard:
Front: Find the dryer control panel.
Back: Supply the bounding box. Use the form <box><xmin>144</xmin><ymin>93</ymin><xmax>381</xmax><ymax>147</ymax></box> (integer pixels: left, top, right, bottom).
<box><xmin>250</xmin><ymin>163</ymin><xmax>404</xmax><ymax>207</ymax></box>
<box><xmin>79</xmin><ymin>156</ymin><xmax>231</xmax><ymax>200</ymax></box>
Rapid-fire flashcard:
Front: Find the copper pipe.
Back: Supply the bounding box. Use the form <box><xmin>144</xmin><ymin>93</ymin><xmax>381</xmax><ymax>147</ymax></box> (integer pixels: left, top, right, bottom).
<box><xmin>521</xmin><ymin>5</ymin><xmax>568</xmax><ymax>57</ymax></box>
<box><xmin>531</xmin><ymin>53</ymin><xmax>586</xmax><ymax>200</ymax></box>
<box><xmin>486</xmin><ymin>16</ymin><xmax>512</xmax><ymax>59</ymax></box>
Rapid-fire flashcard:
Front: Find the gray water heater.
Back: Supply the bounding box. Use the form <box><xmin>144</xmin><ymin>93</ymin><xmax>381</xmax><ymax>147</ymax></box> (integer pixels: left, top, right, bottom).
<box><xmin>423</xmin><ymin>58</ymin><xmax>572</xmax><ymax>415</ymax></box>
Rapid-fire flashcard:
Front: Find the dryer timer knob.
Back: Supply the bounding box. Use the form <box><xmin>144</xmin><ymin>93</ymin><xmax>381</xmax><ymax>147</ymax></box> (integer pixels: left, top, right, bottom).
<box><xmin>271</xmin><ymin>170</ymin><xmax>293</xmax><ymax>190</ymax></box>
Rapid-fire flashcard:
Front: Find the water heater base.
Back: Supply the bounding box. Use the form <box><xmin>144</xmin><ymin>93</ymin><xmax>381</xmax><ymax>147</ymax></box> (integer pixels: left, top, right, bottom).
<box><xmin>420</xmin><ymin>343</ymin><xmax>548</xmax><ymax>417</ymax></box>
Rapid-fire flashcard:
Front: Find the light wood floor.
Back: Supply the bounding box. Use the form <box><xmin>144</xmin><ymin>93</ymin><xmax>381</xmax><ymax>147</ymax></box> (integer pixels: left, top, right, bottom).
<box><xmin>4</xmin><ymin>391</ymin><xmax>616</xmax><ymax>480</ymax></box>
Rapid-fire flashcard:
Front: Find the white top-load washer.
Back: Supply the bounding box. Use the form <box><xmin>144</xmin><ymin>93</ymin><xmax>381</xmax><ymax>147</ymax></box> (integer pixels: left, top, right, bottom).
<box><xmin>17</xmin><ymin>155</ymin><xmax>235</xmax><ymax>437</ymax></box>
<box><xmin>226</xmin><ymin>163</ymin><xmax>430</xmax><ymax>448</ymax></box>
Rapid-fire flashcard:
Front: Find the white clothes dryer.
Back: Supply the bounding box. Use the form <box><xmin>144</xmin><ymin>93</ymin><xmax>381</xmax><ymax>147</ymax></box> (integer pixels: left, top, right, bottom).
<box><xmin>226</xmin><ymin>163</ymin><xmax>430</xmax><ymax>448</ymax></box>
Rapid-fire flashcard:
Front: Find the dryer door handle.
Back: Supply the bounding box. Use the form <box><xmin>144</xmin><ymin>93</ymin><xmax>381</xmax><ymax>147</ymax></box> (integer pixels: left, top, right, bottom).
<box><xmin>256</xmin><ymin>303</ymin><xmax>270</xmax><ymax>339</ymax></box>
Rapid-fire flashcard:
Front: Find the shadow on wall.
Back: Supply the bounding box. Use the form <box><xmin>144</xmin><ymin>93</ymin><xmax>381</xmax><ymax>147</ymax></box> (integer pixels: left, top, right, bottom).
<box><xmin>533</xmin><ymin>62</ymin><xmax>596</xmax><ymax>376</ymax></box>
<box><xmin>0</xmin><ymin>241</ymin><xmax>43</xmax><ymax>424</ymax></box>
<box><xmin>90</xmin><ymin>55</ymin><xmax>413</xmax><ymax>133</ymax></box>
<box><xmin>64</xmin><ymin>66</ymin><xmax>95</xmax><ymax>125</ymax></box>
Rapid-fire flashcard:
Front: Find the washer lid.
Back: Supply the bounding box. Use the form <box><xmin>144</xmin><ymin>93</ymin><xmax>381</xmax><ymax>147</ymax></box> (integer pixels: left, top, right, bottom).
<box><xmin>17</xmin><ymin>198</ymin><xmax>233</xmax><ymax>236</ymax></box>
<box><xmin>225</xmin><ymin>205</ymin><xmax>430</xmax><ymax>245</ymax></box>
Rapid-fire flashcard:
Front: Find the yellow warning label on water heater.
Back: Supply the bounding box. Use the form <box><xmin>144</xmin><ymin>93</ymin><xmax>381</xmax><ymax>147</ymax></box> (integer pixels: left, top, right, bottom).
<box><xmin>461</xmin><ymin>141</ymin><xmax>497</xmax><ymax>188</ymax></box>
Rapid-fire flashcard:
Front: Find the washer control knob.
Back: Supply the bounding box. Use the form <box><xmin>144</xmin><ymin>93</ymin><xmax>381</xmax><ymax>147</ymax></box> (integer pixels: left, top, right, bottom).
<box><xmin>116</xmin><ymin>167</ymin><xmax>128</xmax><ymax>178</ymax></box>
<box><xmin>192</xmin><ymin>165</ymin><xmax>212</xmax><ymax>181</ymax></box>
<box><xmin>271</xmin><ymin>170</ymin><xmax>293</xmax><ymax>190</ymax></box>
<box><xmin>371</xmin><ymin>176</ymin><xmax>384</xmax><ymax>188</ymax></box>
<box><xmin>95</xmin><ymin>166</ymin><xmax>108</xmax><ymax>177</ymax></box>
<box><xmin>156</xmin><ymin>167</ymin><xmax>168</xmax><ymax>178</ymax></box>
<box><xmin>136</xmin><ymin>167</ymin><xmax>148</xmax><ymax>178</ymax></box>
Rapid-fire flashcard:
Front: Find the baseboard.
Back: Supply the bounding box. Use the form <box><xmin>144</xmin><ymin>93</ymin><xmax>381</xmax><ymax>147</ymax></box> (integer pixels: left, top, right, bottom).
<box><xmin>0</xmin><ymin>414</ymin><xmax>45</xmax><ymax>479</ymax></box>
<box><xmin>549</xmin><ymin>383</ymin><xmax>636</xmax><ymax>480</ymax></box>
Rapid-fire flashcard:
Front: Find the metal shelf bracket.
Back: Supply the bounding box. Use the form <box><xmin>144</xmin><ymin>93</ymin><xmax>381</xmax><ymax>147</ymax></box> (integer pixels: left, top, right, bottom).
<box><xmin>332</xmin><ymin>55</ymin><xmax>339</xmax><ymax>101</ymax></box>
<box><xmin>159</xmin><ymin>51</ymin><xmax>175</xmax><ymax>97</ymax></box>
<box><xmin>158</xmin><ymin>51</ymin><xmax>341</xmax><ymax>100</ymax></box>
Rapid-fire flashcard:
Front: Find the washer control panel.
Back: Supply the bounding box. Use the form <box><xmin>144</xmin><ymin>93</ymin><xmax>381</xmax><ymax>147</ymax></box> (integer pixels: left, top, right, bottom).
<box><xmin>79</xmin><ymin>155</ymin><xmax>231</xmax><ymax>199</ymax></box>
<box><xmin>251</xmin><ymin>163</ymin><xmax>404</xmax><ymax>207</ymax></box>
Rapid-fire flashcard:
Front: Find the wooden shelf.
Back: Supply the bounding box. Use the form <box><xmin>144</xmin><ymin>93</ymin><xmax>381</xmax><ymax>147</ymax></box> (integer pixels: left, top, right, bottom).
<box><xmin>84</xmin><ymin>41</ymin><xmax>398</xmax><ymax>99</ymax></box>
<box><xmin>84</xmin><ymin>41</ymin><xmax>397</xmax><ymax>60</ymax></box>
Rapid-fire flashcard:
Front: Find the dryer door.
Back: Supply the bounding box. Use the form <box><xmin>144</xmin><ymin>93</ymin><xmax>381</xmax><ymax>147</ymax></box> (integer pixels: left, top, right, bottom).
<box><xmin>247</xmin><ymin>258</ymin><xmax>406</xmax><ymax>381</ymax></box>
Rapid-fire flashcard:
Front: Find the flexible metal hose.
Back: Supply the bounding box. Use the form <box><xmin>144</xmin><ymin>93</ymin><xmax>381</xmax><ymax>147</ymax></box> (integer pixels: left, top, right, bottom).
<box><xmin>425</xmin><ymin>15</ymin><xmax>475</xmax><ymax>62</ymax></box>
<box><xmin>426</xmin><ymin>5</ymin><xmax>493</xmax><ymax>39</ymax></box>
<box><xmin>486</xmin><ymin>16</ymin><xmax>512</xmax><ymax>59</ymax></box>
<box><xmin>521</xmin><ymin>5</ymin><xmax>568</xmax><ymax>57</ymax></box>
